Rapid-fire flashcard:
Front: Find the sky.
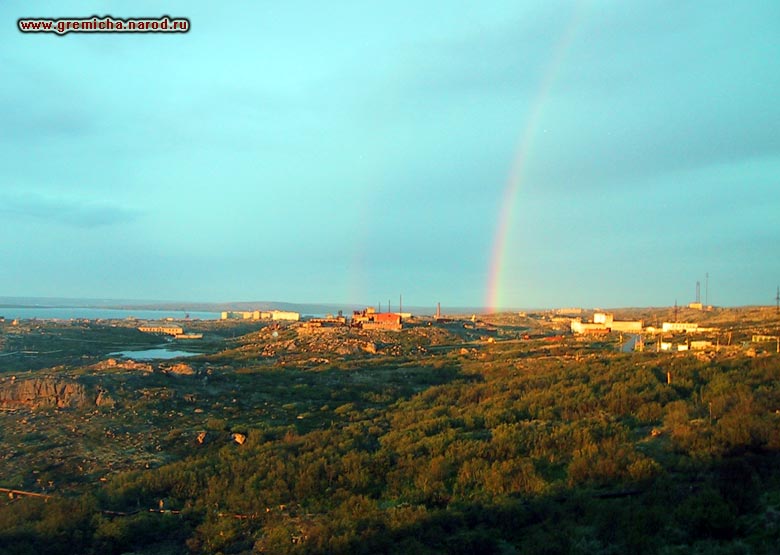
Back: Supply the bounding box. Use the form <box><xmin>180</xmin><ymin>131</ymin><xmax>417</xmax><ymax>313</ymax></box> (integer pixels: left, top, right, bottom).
<box><xmin>1</xmin><ymin>0</ymin><xmax>778</xmax><ymax>309</ymax></box>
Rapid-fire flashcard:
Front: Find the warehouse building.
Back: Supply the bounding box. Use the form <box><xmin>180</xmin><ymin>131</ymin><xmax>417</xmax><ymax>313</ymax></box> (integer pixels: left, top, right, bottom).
<box><xmin>138</xmin><ymin>324</ymin><xmax>184</xmax><ymax>336</ymax></box>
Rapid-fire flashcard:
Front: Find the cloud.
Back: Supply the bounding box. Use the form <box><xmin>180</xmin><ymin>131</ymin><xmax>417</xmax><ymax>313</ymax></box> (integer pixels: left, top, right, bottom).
<box><xmin>0</xmin><ymin>192</ymin><xmax>142</xmax><ymax>228</ymax></box>
<box><xmin>365</xmin><ymin>0</ymin><xmax>780</xmax><ymax>193</ymax></box>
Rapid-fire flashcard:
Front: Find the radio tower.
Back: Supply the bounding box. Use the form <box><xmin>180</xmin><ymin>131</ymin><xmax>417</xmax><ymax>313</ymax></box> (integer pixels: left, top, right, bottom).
<box><xmin>775</xmin><ymin>286</ymin><xmax>779</xmax><ymax>314</ymax></box>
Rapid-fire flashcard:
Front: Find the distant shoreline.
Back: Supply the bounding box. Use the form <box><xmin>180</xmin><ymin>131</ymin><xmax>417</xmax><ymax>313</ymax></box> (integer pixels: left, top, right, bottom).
<box><xmin>1</xmin><ymin>297</ymin><xmax>775</xmax><ymax>317</ymax></box>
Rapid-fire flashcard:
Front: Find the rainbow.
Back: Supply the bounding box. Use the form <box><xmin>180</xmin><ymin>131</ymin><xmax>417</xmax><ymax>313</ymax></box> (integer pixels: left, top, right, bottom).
<box><xmin>484</xmin><ymin>8</ymin><xmax>584</xmax><ymax>312</ymax></box>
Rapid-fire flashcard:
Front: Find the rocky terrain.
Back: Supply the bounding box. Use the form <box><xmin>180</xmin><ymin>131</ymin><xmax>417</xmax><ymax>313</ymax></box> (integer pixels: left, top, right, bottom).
<box><xmin>0</xmin><ymin>309</ymin><xmax>778</xmax><ymax>554</ymax></box>
<box><xmin>0</xmin><ymin>376</ymin><xmax>96</xmax><ymax>409</ymax></box>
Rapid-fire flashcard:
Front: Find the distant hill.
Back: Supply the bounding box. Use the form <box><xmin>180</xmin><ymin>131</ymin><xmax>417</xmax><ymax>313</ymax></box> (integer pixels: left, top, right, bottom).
<box><xmin>0</xmin><ymin>296</ymin><xmax>163</xmax><ymax>309</ymax></box>
<box><xmin>0</xmin><ymin>297</ymin><xmax>362</xmax><ymax>316</ymax></box>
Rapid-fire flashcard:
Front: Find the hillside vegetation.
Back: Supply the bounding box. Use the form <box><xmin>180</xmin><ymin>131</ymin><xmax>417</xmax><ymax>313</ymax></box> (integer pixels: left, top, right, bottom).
<box><xmin>1</xmin><ymin>312</ymin><xmax>779</xmax><ymax>554</ymax></box>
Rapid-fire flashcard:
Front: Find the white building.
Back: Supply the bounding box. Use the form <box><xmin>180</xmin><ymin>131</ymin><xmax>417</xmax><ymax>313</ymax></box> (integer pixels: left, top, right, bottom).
<box><xmin>585</xmin><ymin>312</ymin><xmax>643</xmax><ymax>333</ymax></box>
<box><xmin>220</xmin><ymin>310</ymin><xmax>300</xmax><ymax>321</ymax></box>
<box><xmin>571</xmin><ymin>319</ymin><xmax>609</xmax><ymax>334</ymax></box>
<box><xmin>610</xmin><ymin>320</ymin><xmax>643</xmax><ymax>332</ymax></box>
<box><xmin>265</xmin><ymin>310</ymin><xmax>300</xmax><ymax>321</ymax></box>
<box><xmin>662</xmin><ymin>322</ymin><xmax>699</xmax><ymax>333</ymax></box>
<box><xmin>593</xmin><ymin>312</ymin><xmax>613</xmax><ymax>325</ymax></box>
<box><xmin>138</xmin><ymin>325</ymin><xmax>184</xmax><ymax>336</ymax></box>
<box><xmin>690</xmin><ymin>340</ymin><xmax>713</xmax><ymax>350</ymax></box>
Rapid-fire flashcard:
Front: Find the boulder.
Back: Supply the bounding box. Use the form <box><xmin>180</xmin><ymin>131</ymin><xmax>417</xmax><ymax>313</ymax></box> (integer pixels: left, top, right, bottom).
<box><xmin>166</xmin><ymin>363</ymin><xmax>196</xmax><ymax>376</ymax></box>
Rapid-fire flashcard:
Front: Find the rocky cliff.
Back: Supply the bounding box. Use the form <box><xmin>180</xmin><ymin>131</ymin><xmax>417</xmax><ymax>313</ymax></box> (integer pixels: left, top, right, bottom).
<box><xmin>0</xmin><ymin>377</ymin><xmax>102</xmax><ymax>409</ymax></box>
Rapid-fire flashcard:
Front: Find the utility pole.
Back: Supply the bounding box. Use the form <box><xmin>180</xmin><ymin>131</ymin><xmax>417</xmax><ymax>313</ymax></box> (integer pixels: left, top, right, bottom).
<box><xmin>775</xmin><ymin>286</ymin><xmax>779</xmax><ymax>315</ymax></box>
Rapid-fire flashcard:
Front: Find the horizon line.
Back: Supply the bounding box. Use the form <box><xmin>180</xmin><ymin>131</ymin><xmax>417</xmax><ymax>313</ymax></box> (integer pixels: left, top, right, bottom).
<box><xmin>0</xmin><ymin>295</ymin><xmax>776</xmax><ymax>313</ymax></box>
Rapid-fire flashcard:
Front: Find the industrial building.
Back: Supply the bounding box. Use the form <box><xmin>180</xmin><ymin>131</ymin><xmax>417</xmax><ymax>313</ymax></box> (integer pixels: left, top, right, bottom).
<box><xmin>220</xmin><ymin>310</ymin><xmax>300</xmax><ymax>322</ymax></box>
<box><xmin>611</xmin><ymin>321</ymin><xmax>643</xmax><ymax>332</ymax></box>
<box><xmin>175</xmin><ymin>333</ymin><xmax>203</xmax><ymax>340</ymax></box>
<box><xmin>593</xmin><ymin>312</ymin><xmax>610</xmax><ymax>325</ymax></box>
<box><xmin>266</xmin><ymin>310</ymin><xmax>300</xmax><ymax>321</ymax></box>
<box><xmin>660</xmin><ymin>339</ymin><xmax>713</xmax><ymax>352</ymax></box>
<box><xmin>310</xmin><ymin>315</ymin><xmax>347</xmax><ymax>326</ymax></box>
<box><xmin>300</xmin><ymin>315</ymin><xmax>348</xmax><ymax>331</ymax></box>
<box><xmin>661</xmin><ymin>322</ymin><xmax>699</xmax><ymax>333</ymax></box>
<box><xmin>593</xmin><ymin>312</ymin><xmax>643</xmax><ymax>332</ymax></box>
<box><xmin>570</xmin><ymin>320</ymin><xmax>610</xmax><ymax>335</ymax></box>
<box><xmin>570</xmin><ymin>313</ymin><xmax>643</xmax><ymax>335</ymax></box>
<box><xmin>352</xmin><ymin>307</ymin><xmax>402</xmax><ymax>331</ymax></box>
<box><xmin>220</xmin><ymin>311</ymin><xmax>256</xmax><ymax>320</ymax></box>
<box><xmin>690</xmin><ymin>340</ymin><xmax>713</xmax><ymax>350</ymax></box>
<box><xmin>138</xmin><ymin>325</ymin><xmax>184</xmax><ymax>336</ymax></box>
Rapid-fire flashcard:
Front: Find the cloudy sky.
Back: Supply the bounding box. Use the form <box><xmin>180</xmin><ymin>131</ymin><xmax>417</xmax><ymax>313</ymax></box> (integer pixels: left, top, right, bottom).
<box><xmin>1</xmin><ymin>1</ymin><xmax>778</xmax><ymax>309</ymax></box>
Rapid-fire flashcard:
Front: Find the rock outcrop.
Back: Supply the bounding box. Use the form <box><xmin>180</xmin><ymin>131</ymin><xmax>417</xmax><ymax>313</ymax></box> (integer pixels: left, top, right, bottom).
<box><xmin>164</xmin><ymin>362</ymin><xmax>196</xmax><ymax>376</ymax></box>
<box><xmin>94</xmin><ymin>387</ymin><xmax>115</xmax><ymax>408</ymax></box>
<box><xmin>0</xmin><ymin>378</ymin><xmax>92</xmax><ymax>409</ymax></box>
<box><xmin>93</xmin><ymin>358</ymin><xmax>153</xmax><ymax>373</ymax></box>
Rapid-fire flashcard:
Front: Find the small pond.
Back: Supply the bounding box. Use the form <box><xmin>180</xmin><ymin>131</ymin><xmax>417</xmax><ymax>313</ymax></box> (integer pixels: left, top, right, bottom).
<box><xmin>108</xmin><ymin>349</ymin><xmax>200</xmax><ymax>361</ymax></box>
